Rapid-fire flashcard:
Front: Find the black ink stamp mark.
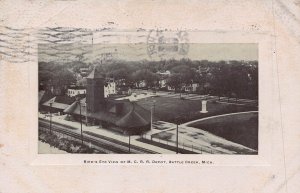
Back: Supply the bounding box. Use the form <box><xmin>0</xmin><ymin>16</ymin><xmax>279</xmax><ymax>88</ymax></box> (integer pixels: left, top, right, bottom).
<box><xmin>146</xmin><ymin>30</ymin><xmax>189</xmax><ymax>59</ymax></box>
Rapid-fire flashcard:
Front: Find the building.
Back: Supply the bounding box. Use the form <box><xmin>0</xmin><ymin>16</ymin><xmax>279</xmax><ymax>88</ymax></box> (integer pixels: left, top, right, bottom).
<box><xmin>158</xmin><ymin>79</ymin><xmax>167</xmax><ymax>88</ymax></box>
<box><xmin>156</xmin><ymin>70</ymin><xmax>171</xmax><ymax>76</ymax></box>
<box><xmin>67</xmin><ymin>86</ymin><xmax>86</xmax><ymax>97</ymax></box>
<box><xmin>79</xmin><ymin>67</ymin><xmax>90</xmax><ymax>77</ymax></box>
<box><xmin>64</xmin><ymin>68</ymin><xmax>151</xmax><ymax>134</ymax></box>
<box><xmin>184</xmin><ymin>83</ymin><xmax>199</xmax><ymax>92</ymax></box>
<box><xmin>104</xmin><ymin>79</ymin><xmax>116</xmax><ymax>98</ymax></box>
<box><xmin>42</xmin><ymin>95</ymin><xmax>76</xmax><ymax>114</ymax></box>
<box><xmin>135</xmin><ymin>80</ymin><xmax>146</xmax><ymax>88</ymax></box>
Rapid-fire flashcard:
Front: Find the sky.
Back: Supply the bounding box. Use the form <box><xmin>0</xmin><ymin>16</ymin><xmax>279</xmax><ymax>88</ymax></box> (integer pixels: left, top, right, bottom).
<box><xmin>38</xmin><ymin>43</ymin><xmax>258</xmax><ymax>63</ymax></box>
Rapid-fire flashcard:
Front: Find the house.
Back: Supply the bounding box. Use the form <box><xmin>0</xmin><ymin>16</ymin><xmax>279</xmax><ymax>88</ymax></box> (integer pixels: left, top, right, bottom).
<box><xmin>167</xmin><ymin>86</ymin><xmax>175</xmax><ymax>91</ymax></box>
<box><xmin>158</xmin><ymin>79</ymin><xmax>167</xmax><ymax>88</ymax></box>
<box><xmin>104</xmin><ymin>79</ymin><xmax>116</xmax><ymax>98</ymax></box>
<box><xmin>184</xmin><ymin>83</ymin><xmax>199</xmax><ymax>92</ymax></box>
<box><xmin>156</xmin><ymin>70</ymin><xmax>171</xmax><ymax>76</ymax></box>
<box><xmin>67</xmin><ymin>86</ymin><xmax>86</xmax><ymax>97</ymax></box>
<box><xmin>135</xmin><ymin>80</ymin><xmax>147</xmax><ymax>88</ymax></box>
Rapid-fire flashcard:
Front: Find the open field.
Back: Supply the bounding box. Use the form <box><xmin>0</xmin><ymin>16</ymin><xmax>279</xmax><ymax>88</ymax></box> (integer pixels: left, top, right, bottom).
<box><xmin>137</xmin><ymin>96</ymin><xmax>258</xmax><ymax>123</ymax></box>
<box><xmin>188</xmin><ymin>112</ymin><xmax>258</xmax><ymax>150</ymax></box>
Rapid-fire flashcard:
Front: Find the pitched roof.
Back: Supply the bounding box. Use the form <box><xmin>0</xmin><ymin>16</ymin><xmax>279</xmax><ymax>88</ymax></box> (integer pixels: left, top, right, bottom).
<box><xmin>115</xmin><ymin>103</ymin><xmax>149</xmax><ymax>128</ymax></box>
<box><xmin>38</xmin><ymin>90</ymin><xmax>45</xmax><ymax>103</ymax></box>
<box><xmin>63</xmin><ymin>99</ymin><xmax>152</xmax><ymax>128</ymax></box>
<box><xmin>43</xmin><ymin>97</ymin><xmax>70</xmax><ymax>110</ymax></box>
<box><xmin>64</xmin><ymin>100</ymin><xmax>80</xmax><ymax>114</ymax></box>
<box><xmin>87</xmin><ymin>68</ymin><xmax>104</xmax><ymax>79</ymax></box>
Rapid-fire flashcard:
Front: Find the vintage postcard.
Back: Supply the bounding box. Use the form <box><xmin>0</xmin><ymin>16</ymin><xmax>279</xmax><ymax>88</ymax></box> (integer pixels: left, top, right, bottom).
<box><xmin>1</xmin><ymin>0</ymin><xmax>299</xmax><ymax>193</ymax></box>
<box><xmin>33</xmin><ymin>29</ymin><xmax>271</xmax><ymax>164</ymax></box>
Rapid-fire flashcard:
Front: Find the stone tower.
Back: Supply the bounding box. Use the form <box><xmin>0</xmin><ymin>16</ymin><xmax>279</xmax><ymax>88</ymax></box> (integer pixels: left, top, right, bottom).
<box><xmin>86</xmin><ymin>68</ymin><xmax>105</xmax><ymax>112</ymax></box>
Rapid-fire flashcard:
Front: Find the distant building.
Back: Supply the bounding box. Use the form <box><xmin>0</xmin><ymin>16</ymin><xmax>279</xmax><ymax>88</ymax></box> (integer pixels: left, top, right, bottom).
<box><xmin>157</xmin><ymin>70</ymin><xmax>171</xmax><ymax>89</ymax></box>
<box><xmin>79</xmin><ymin>67</ymin><xmax>90</xmax><ymax>77</ymax></box>
<box><xmin>156</xmin><ymin>70</ymin><xmax>171</xmax><ymax>76</ymax></box>
<box><xmin>117</xmin><ymin>85</ymin><xmax>132</xmax><ymax>95</ymax></box>
<box><xmin>184</xmin><ymin>83</ymin><xmax>199</xmax><ymax>92</ymax></box>
<box><xmin>167</xmin><ymin>86</ymin><xmax>175</xmax><ymax>91</ymax></box>
<box><xmin>135</xmin><ymin>80</ymin><xmax>146</xmax><ymax>88</ymax></box>
<box><xmin>67</xmin><ymin>86</ymin><xmax>86</xmax><ymax>97</ymax></box>
<box><xmin>197</xmin><ymin>66</ymin><xmax>210</xmax><ymax>74</ymax></box>
<box><xmin>104</xmin><ymin>79</ymin><xmax>116</xmax><ymax>98</ymax></box>
<box><xmin>158</xmin><ymin>79</ymin><xmax>167</xmax><ymax>88</ymax></box>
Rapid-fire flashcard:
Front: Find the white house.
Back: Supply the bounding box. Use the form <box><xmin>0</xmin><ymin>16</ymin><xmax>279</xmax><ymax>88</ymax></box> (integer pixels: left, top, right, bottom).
<box><xmin>184</xmin><ymin>83</ymin><xmax>199</xmax><ymax>92</ymax></box>
<box><xmin>67</xmin><ymin>86</ymin><xmax>86</xmax><ymax>97</ymax></box>
<box><xmin>104</xmin><ymin>81</ymin><xmax>116</xmax><ymax>98</ymax></box>
<box><xmin>156</xmin><ymin>70</ymin><xmax>171</xmax><ymax>76</ymax></box>
<box><xmin>135</xmin><ymin>80</ymin><xmax>147</xmax><ymax>88</ymax></box>
<box><xmin>159</xmin><ymin>79</ymin><xmax>167</xmax><ymax>88</ymax></box>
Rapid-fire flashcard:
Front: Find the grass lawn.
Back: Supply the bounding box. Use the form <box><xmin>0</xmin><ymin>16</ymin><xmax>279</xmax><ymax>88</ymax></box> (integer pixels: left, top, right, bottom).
<box><xmin>137</xmin><ymin>96</ymin><xmax>258</xmax><ymax>123</ymax></box>
<box><xmin>188</xmin><ymin>112</ymin><xmax>258</xmax><ymax>150</ymax></box>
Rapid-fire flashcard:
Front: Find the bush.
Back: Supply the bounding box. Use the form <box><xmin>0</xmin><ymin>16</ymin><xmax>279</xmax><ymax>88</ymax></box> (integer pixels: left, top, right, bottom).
<box><xmin>38</xmin><ymin>129</ymin><xmax>97</xmax><ymax>153</ymax></box>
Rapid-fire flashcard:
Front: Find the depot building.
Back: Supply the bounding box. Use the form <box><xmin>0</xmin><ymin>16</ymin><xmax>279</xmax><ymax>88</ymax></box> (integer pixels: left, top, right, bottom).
<box><xmin>63</xmin><ymin>68</ymin><xmax>152</xmax><ymax>135</ymax></box>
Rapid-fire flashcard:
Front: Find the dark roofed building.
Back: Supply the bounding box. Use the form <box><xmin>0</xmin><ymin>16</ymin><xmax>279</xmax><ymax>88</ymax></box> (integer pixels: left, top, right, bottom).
<box><xmin>64</xmin><ymin>68</ymin><xmax>152</xmax><ymax>134</ymax></box>
<box><xmin>43</xmin><ymin>95</ymin><xmax>76</xmax><ymax>114</ymax></box>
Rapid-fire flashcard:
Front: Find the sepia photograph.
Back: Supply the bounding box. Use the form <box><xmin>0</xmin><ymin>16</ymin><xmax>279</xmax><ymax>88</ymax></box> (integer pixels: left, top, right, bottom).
<box><xmin>38</xmin><ymin>38</ymin><xmax>258</xmax><ymax>154</ymax></box>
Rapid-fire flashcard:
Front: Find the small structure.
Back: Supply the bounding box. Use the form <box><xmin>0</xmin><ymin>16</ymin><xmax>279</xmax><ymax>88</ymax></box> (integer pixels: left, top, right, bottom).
<box><xmin>200</xmin><ymin>100</ymin><xmax>208</xmax><ymax>113</ymax></box>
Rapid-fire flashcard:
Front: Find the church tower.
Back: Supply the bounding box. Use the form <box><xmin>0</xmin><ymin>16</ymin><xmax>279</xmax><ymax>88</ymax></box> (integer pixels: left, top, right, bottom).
<box><xmin>86</xmin><ymin>68</ymin><xmax>105</xmax><ymax>112</ymax></box>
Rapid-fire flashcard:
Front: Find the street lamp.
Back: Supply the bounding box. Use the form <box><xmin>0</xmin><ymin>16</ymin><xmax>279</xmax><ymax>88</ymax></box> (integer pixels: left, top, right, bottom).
<box><xmin>76</xmin><ymin>97</ymin><xmax>83</xmax><ymax>146</ymax></box>
<box><xmin>85</xmin><ymin>101</ymin><xmax>88</xmax><ymax>126</ymax></box>
<box><xmin>175</xmin><ymin>116</ymin><xmax>181</xmax><ymax>154</ymax></box>
<box><xmin>49</xmin><ymin>102</ymin><xmax>53</xmax><ymax>134</ymax></box>
<box><xmin>150</xmin><ymin>100</ymin><xmax>156</xmax><ymax>130</ymax></box>
<box><xmin>128</xmin><ymin>134</ymin><xmax>131</xmax><ymax>153</ymax></box>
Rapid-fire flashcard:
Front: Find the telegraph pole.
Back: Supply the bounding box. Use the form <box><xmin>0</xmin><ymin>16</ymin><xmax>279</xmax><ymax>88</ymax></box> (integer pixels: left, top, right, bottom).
<box><xmin>77</xmin><ymin>98</ymin><xmax>83</xmax><ymax>146</ymax></box>
<box><xmin>49</xmin><ymin>102</ymin><xmax>53</xmax><ymax>134</ymax></box>
<box><xmin>176</xmin><ymin>123</ymin><xmax>179</xmax><ymax>154</ymax></box>
<box><xmin>128</xmin><ymin>134</ymin><xmax>131</xmax><ymax>153</ymax></box>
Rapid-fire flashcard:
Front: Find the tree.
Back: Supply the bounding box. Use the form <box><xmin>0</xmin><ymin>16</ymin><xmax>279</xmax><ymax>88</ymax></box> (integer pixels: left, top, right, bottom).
<box><xmin>166</xmin><ymin>73</ymin><xmax>183</xmax><ymax>91</ymax></box>
<box><xmin>131</xmin><ymin>69</ymin><xmax>158</xmax><ymax>88</ymax></box>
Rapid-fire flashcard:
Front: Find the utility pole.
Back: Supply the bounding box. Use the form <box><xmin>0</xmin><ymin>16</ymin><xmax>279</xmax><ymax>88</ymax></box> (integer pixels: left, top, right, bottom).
<box><xmin>151</xmin><ymin>100</ymin><xmax>156</xmax><ymax>130</ymax></box>
<box><xmin>128</xmin><ymin>134</ymin><xmax>131</xmax><ymax>153</ymax></box>
<box><xmin>85</xmin><ymin>102</ymin><xmax>88</xmax><ymax>126</ymax></box>
<box><xmin>151</xmin><ymin>106</ymin><xmax>153</xmax><ymax>130</ymax></box>
<box><xmin>77</xmin><ymin>98</ymin><xmax>83</xmax><ymax>146</ymax></box>
<box><xmin>49</xmin><ymin>102</ymin><xmax>52</xmax><ymax>134</ymax></box>
<box><xmin>176</xmin><ymin>123</ymin><xmax>179</xmax><ymax>154</ymax></box>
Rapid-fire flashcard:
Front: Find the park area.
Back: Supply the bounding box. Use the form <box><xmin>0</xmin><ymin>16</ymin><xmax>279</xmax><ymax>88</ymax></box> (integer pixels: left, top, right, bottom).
<box><xmin>141</xmin><ymin>112</ymin><xmax>258</xmax><ymax>154</ymax></box>
<box><xmin>135</xmin><ymin>95</ymin><xmax>258</xmax><ymax>154</ymax></box>
<box><xmin>136</xmin><ymin>96</ymin><xmax>258</xmax><ymax>123</ymax></box>
<box><xmin>187</xmin><ymin>112</ymin><xmax>258</xmax><ymax>150</ymax></box>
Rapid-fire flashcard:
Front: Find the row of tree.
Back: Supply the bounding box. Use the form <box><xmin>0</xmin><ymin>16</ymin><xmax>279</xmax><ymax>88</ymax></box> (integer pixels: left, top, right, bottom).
<box><xmin>39</xmin><ymin>59</ymin><xmax>258</xmax><ymax>99</ymax></box>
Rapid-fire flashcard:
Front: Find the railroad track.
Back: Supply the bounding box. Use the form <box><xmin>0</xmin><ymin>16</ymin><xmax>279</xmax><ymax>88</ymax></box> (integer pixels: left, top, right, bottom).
<box><xmin>39</xmin><ymin>119</ymin><xmax>158</xmax><ymax>154</ymax></box>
